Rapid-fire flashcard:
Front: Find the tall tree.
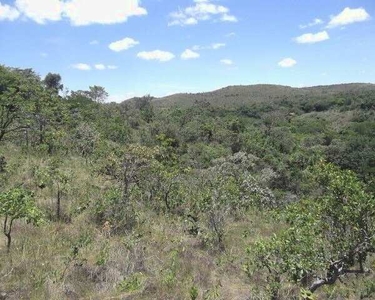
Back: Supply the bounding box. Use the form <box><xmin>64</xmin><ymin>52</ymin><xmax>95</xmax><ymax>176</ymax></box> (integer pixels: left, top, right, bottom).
<box><xmin>43</xmin><ymin>73</ymin><xmax>63</xmax><ymax>94</ymax></box>
<box><xmin>89</xmin><ymin>85</ymin><xmax>108</xmax><ymax>103</ymax></box>
<box><xmin>0</xmin><ymin>66</ymin><xmax>36</xmax><ymax>142</ymax></box>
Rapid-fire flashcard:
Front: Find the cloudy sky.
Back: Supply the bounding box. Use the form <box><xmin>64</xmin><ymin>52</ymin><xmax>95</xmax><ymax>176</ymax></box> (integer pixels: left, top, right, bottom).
<box><xmin>0</xmin><ymin>0</ymin><xmax>374</xmax><ymax>101</ymax></box>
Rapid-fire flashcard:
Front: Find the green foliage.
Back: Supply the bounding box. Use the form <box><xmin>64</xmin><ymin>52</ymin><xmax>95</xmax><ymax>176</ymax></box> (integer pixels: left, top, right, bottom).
<box><xmin>88</xmin><ymin>85</ymin><xmax>108</xmax><ymax>103</ymax></box>
<box><xmin>0</xmin><ymin>188</ymin><xmax>43</xmax><ymax>225</ymax></box>
<box><xmin>360</xmin><ymin>279</ymin><xmax>375</xmax><ymax>299</ymax></box>
<box><xmin>0</xmin><ymin>66</ymin><xmax>36</xmax><ymax>142</ymax></box>
<box><xmin>95</xmin><ymin>243</ymin><xmax>110</xmax><ymax>266</ymax></box>
<box><xmin>203</xmin><ymin>284</ymin><xmax>221</xmax><ymax>300</ymax></box>
<box><xmin>73</xmin><ymin>122</ymin><xmax>100</xmax><ymax>159</ymax></box>
<box><xmin>300</xmin><ymin>288</ymin><xmax>316</xmax><ymax>300</ymax></box>
<box><xmin>60</xmin><ymin>231</ymin><xmax>93</xmax><ymax>280</ymax></box>
<box><xmin>189</xmin><ymin>285</ymin><xmax>199</xmax><ymax>300</ymax></box>
<box><xmin>249</xmin><ymin>162</ymin><xmax>375</xmax><ymax>294</ymax></box>
<box><xmin>118</xmin><ymin>273</ymin><xmax>144</xmax><ymax>293</ymax></box>
<box><xmin>43</xmin><ymin>73</ymin><xmax>63</xmax><ymax>93</ymax></box>
<box><xmin>33</xmin><ymin>159</ymin><xmax>73</xmax><ymax>220</ymax></box>
<box><xmin>0</xmin><ymin>187</ymin><xmax>44</xmax><ymax>251</ymax></box>
<box><xmin>162</xmin><ymin>250</ymin><xmax>180</xmax><ymax>287</ymax></box>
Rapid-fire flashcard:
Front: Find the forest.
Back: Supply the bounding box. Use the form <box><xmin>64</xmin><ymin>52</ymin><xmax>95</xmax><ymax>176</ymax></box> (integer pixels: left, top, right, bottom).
<box><xmin>1</xmin><ymin>64</ymin><xmax>375</xmax><ymax>299</ymax></box>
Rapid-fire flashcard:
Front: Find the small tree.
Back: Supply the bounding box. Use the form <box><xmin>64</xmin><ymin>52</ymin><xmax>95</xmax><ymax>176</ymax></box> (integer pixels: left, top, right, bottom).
<box><xmin>134</xmin><ymin>95</ymin><xmax>154</xmax><ymax>123</ymax></box>
<box><xmin>189</xmin><ymin>152</ymin><xmax>274</xmax><ymax>250</ymax></box>
<box><xmin>96</xmin><ymin>145</ymin><xmax>157</xmax><ymax>233</ymax></box>
<box><xmin>0</xmin><ymin>188</ymin><xmax>43</xmax><ymax>252</ymax></box>
<box><xmin>34</xmin><ymin>161</ymin><xmax>72</xmax><ymax>221</ymax></box>
<box><xmin>74</xmin><ymin>122</ymin><xmax>100</xmax><ymax>162</ymax></box>
<box><xmin>248</xmin><ymin>162</ymin><xmax>375</xmax><ymax>296</ymax></box>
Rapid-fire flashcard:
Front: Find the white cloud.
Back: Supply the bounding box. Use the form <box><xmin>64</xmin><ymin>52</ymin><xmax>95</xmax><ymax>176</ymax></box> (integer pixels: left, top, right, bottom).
<box><xmin>168</xmin><ymin>0</ymin><xmax>237</xmax><ymax>26</ymax></box>
<box><xmin>72</xmin><ymin>63</ymin><xmax>91</xmax><ymax>71</ymax></box>
<box><xmin>212</xmin><ymin>43</ymin><xmax>225</xmax><ymax>49</ymax></box>
<box><xmin>278</xmin><ymin>58</ymin><xmax>297</xmax><ymax>68</ymax></box>
<box><xmin>95</xmin><ymin>64</ymin><xmax>106</xmax><ymax>70</ymax></box>
<box><xmin>0</xmin><ymin>2</ymin><xmax>20</xmax><ymax>21</ymax></box>
<box><xmin>183</xmin><ymin>17</ymin><xmax>198</xmax><ymax>25</ymax></box>
<box><xmin>137</xmin><ymin>50</ymin><xmax>175</xmax><ymax>62</ymax></box>
<box><xmin>15</xmin><ymin>0</ymin><xmax>63</xmax><ymax>24</ymax></box>
<box><xmin>328</xmin><ymin>7</ymin><xmax>370</xmax><ymax>28</ymax></box>
<box><xmin>181</xmin><ymin>49</ymin><xmax>200</xmax><ymax>60</ymax></box>
<box><xmin>220</xmin><ymin>59</ymin><xmax>233</xmax><ymax>65</ymax></box>
<box><xmin>192</xmin><ymin>43</ymin><xmax>225</xmax><ymax>50</ymax></box>
<box><xmin>109</xmin><ymin>37</ymin><xmax>139</xmax><ymax>52</ymax></box>
<box><xmin>225</xmin><ymin>32</ymin><xmax>236</xmax><ymax>38</ymax></box>
<box><xmin>1</xmin><ymin>0</ymin><xmax>147</xmax><ymax>25</ymax></box>
<box><xmin>63</xmin><ymin>0</ymin><xmax>147</xmax><ymax>26</ymax></box>
<box><xmin>295</xmin><ymin>31</ymin><xmax>329</xmax><ymax>44</ymax></box>
<box><xmin>72</xmin><ymin>63</ymin><xmax>118</xmax><ymax>70</ymax></box>
<box><xmin>221</xmin><ymin>14</ymin><xmax>237</xmax><ymax>22</ymax></box>
<box><xmin>299</xmin><ymin>18</ymin><xmax>323</xmax><ymax>29</ymax></box>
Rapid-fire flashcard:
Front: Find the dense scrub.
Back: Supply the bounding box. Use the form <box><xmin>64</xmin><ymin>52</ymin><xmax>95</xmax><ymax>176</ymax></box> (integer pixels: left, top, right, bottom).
<box><xmin>1</xmin><ymin>64</ymin><xmax>375</xmax><ymax>299</ymax></box>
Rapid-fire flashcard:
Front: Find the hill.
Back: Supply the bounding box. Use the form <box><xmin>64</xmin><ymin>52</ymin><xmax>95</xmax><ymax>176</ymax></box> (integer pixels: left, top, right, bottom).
<box><xmin>153</xmin><ymin>83</ymin><xmax>375</xmax><ymax>108</ymax></box>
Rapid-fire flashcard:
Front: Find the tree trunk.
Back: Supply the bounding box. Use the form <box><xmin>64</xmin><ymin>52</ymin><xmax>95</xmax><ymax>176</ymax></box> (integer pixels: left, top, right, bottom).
<box><xmin>3</xmin><ymin>216</ymin><xmax>13</xmax><ymax>253</ymax></box>
<box><xmin>309</xmin><ymin>278</ymin><xmax>328</xmax><ymax>293</ymax></box>
<box><xmin>5</xmin><ymin>233</ymin><xmax>11</xmax><ymax>253</ymax></box>
<box><xmin>56</xmin><ymin>187</ymin><xmax>61</xmax><ymax>220</ymax></box>
<box><xmin>164</xmin><ymin>189</ymin><xmax>171</xmax><ymax>211</ymax></box>
<box><xmin>0</xmin><ymin>130</ymin><xmax>5</xmax><ymax>142</ymax></box>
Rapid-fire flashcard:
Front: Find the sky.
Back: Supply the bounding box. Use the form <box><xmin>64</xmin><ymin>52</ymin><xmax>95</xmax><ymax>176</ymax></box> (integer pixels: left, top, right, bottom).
<box><xmin>0</xmin><ymin>0</ymin><xmax>374</xmax><ymax>102</ymax></box>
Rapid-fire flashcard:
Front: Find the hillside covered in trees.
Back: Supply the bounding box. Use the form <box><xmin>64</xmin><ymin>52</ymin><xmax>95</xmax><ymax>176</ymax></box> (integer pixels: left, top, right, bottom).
<box><xmin>1</xmin><ymin>64</ymin><xmax>375</xmax><ymax>299</ymax></box>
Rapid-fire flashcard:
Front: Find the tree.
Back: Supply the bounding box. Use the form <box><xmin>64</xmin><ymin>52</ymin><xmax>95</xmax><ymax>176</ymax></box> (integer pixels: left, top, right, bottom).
<box><xmin>0</xmin><ymin>188</ymin><xmax>43</xmax><ymax>252</ymax></box>
<box><xmin>34</xmin><ymin>160</ymin><xmax>72</xmax><ymax>221</ymax></box>
<box><xmin>43</xmin><ymin>73</ymin><xmax>63</xmax><ymax>93</ymax></box>
<box><xmin>0</xmin><ymin>66</ymin><xmax>29</xmax><ymax>142</ymax></box>
<box><xmin>182</xmin><ymin>152</ymin><xmax>275</xmax><ymax>250</ymax></box>
<box><xmin>134</xmin><ymin>95</ymin><xmax>154</xmax><ymax>123</ymax></box>
<box><xmin>96</xmin><ymin>145</ymin><xmax>157</xmax><ymax>233</ymax></box>
<box><xmin>73</xmin><ymin>123</ymin><xmax>100</xmax><ymax>162</ymax></box>
<box><xmin>100</xmin><ymin>145</ymin><xmax>157</xmax><ymax>204</ymax></box>
<box><xmin>0</xmin><ymin>66</ymin><xmax>64</xmax><ymax>147</ymax></box>
<box><xmin>143</xmin><ymin>159</ymin><xmax>183</xmax><ymax>212</ymax></box>
<box><xmin>89</xmin><ymin>85</ymin><xmax>108</xmax><ymax>103</ymax></box>
<box><xmin>28</xmin><ymin>87</ymin><xmax>65</xmax><ymax>148</ymax></box>
<box><xmin>248</xmin><ymin>162</ymin><xmax>375</xmax><ymax>296</ymax></box>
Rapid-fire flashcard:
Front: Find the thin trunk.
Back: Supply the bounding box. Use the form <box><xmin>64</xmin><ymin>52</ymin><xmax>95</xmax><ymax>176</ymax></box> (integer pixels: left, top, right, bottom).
<box><xmin>0</xmin><ymin>129</ymin><xmax>6</xmax><ymax>142</ymax></box>
<box><xmin>57</xmin><ymin>186</ymin><xmax>61</xmax><ymax>220</ymax></box>
<box><xmin>39</xmin><ymin>123</ymin><xmax>44</xmax><ymax>144</ymax></box>
<box><xmin>164</xmin><ymin>189</ymin><xmax>171</xmax><ymax>211</ymax></box>
<box><xmin>25</xmin><ymin>129</ymin><xmax>29</xmax><ymax>149</ymax></box>
<box><xmin>3</xmin><ymin>216</ymin><xmax>14</xmax><ymax>253</ymax></box>
<box><xmin>5</xmin><ymin>233</ymin><xmax>11</xmax><ymax>253</ymax></box>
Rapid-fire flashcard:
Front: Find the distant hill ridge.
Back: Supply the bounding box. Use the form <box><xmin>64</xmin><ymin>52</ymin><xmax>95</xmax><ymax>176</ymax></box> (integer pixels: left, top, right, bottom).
<box><xmin>147</xmin><ymin>83</ymin><xmax>375</xmax><ymax>108</ymax></box>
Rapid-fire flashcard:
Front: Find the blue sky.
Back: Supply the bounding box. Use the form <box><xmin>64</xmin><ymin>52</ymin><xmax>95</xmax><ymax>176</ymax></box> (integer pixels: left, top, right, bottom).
<box><xmin>0</xmin><ymin>0</ymin><xmax>374</xmax><ymax>101</ymax></box>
